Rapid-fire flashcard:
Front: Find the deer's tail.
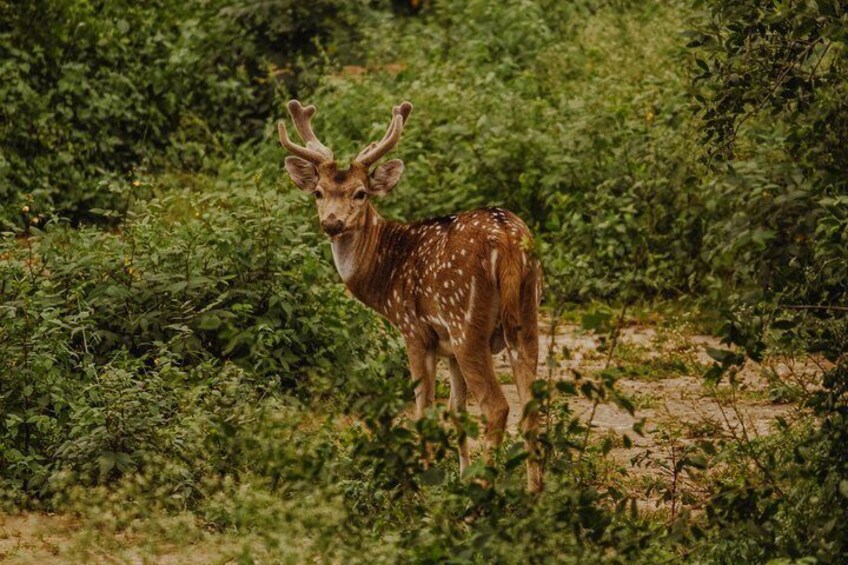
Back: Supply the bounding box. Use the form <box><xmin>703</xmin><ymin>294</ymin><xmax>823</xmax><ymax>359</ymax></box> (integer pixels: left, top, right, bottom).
<box><xmin>498</xmin><ymin>247</ymin><xmax>530</xmax><ymax>336</ymax></box>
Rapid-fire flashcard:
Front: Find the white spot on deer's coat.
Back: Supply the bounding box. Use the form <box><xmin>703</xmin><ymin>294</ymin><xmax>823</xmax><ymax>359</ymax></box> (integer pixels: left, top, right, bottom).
<box><xmin>465</xmin><ymin>276</ymin><xmax>477</xmax><ymax>323</ymax></box>
<box><xmin>432</xmin><ymin>314</ymin><xmax>450</xmax><ymax>333</ymax></box>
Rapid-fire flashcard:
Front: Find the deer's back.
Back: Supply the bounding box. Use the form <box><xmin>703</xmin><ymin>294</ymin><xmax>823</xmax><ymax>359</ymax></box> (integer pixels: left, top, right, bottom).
<box><xmin>382</xmin><ymin>207</ymin><xmax>536</xmax><ymax>345</ymax></box>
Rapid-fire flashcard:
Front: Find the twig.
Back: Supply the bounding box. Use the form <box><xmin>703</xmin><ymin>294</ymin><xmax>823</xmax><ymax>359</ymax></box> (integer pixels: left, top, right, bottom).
<box><xmin>731</xmin><ymin>38</ymin><xmax>821</xmax><ymax>138</ymax></box>
<box><xmin>580</xmin><ymin>303</ymin><xmax>628</xmax><ymax>455</ymax></box>
<box><xmin>808</xmin><ymin>41</ymin><xmax>832</xmax><ymax>83</ymax></box>
<box><xmin>779</xmin><ymin>304</ymin><xmax>848</xmax><ymax>312</ymax></box>
<box><xmin>541</xmin><ymin>305</ymin><xmax>562</xmax><ymax>474</ymax></box>
<box><xmin>669</xmin><ymin>439</ymin><xmax>679</xmax><ymax>520</ymax></box>
<box><xmin>579</xmin><ymin>400</ymin><xmax>600</xmax><ymax>456</ymax></box>
<box><xmin>604</xmin><ymin>304</ymin><xmax>629</xmax><ymax>371</ymax></box>
<box><xmin>711</xmin><ymin>374</ymin><xmax>785</xmax><ymax>497</ymax></box>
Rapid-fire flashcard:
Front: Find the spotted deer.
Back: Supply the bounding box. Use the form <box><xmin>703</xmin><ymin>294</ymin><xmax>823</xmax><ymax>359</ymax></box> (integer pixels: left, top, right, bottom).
<box><xmin>277</xmin><ymin>100</ymin><xmax>543</xmax><ymax>492</ymax></box>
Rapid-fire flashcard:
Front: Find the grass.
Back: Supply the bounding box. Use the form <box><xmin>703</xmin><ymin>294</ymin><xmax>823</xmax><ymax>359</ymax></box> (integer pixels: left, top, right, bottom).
<box><xmin>681</xmin><ymin>416</ymin><xmax>725</xmax><ymax>439</ymax></box>
<box><xmin>497</xmin><ymin>372</ymin><xmax>514</xmax><ymax>385</ymax></box>
<box><xmin>600</xmin><ymin>354</ymin><xmax>705</xmax><ymax>382</ymax></box>
<box><xmin>706</xmin><ymin>382</ymin><xmax>769</xmax><ymax>404</ymax></box>
<box><xmin>435</xmin><ymin>378</ymin><xmax>451</xmax><ymax>400</ymax></box>
<box><xmin>631</xmin><ymin>390</ymin><xmax>661</xmax><ymax>410</ymax></box>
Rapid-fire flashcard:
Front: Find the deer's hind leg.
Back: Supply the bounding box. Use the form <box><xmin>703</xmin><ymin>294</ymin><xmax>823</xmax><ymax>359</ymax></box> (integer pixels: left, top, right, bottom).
<box><xmin>449</xmin><ymin>273</ymin><xmax>509</xmax><ymax>472</ymax></box>
<box><xmin>503</xmin><ymin>269</ymin><xmax>543</xmax><ymax>492</ymax></box>
<box><xmin>454</xmin><ymin>342</ymin><xmax>509</xmax><ymax>457</ymax></box>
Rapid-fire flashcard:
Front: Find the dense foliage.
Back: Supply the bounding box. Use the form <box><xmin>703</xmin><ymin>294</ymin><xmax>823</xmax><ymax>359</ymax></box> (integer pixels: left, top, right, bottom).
<box><xmin>1</xmin><ymin>0</ymin><xmax>846</xmax><ymax>562</ymax></box>
<box><xmin>0</xmin><ymin>0</ymin><xmax>387</xmax><ymax>224</ymax></box>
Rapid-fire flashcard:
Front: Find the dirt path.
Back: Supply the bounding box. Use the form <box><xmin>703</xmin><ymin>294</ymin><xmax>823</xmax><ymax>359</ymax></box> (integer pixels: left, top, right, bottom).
<box><xmin>444</xmin><ymin>321</ymin><xmax>820</xmax><ymax>492</ymax></box>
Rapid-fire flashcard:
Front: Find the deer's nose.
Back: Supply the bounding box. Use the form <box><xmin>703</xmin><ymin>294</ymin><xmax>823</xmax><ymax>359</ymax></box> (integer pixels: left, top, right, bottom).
<box><xmin>321</xmin><ymin>217</ymin><xmax>345</xmax><ymax>237</ymax></box>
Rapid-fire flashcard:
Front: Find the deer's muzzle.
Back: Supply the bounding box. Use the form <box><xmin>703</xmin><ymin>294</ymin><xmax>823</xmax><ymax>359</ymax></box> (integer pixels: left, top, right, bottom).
<box><xmin>321</xmin><ymin>217</ymin><xmax>345</xmax><ymax>237</ymax></box>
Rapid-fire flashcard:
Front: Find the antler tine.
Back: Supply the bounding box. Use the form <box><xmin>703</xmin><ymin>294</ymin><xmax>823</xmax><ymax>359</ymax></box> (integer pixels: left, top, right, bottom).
<box><xmin>288</xmin><ymin>100</ymin><xmax>333</xmax><ymax>161</ymax></box>
<box><xmin>277</xmin><ymin>121</ymin><xmax>325</xmax><ymax>163</ymax></box>
<box><xmin>355</xmin><ymin>101</ymin><xmax>413</xmax><ymax>167</ymax></box>
<box><xmin>354</xmin><ymin>108</ymin><xmax>396</xmax><ymax>162</ymax></box>
<box><xmin>394</xmin><ymin>101</ymin><xmax>413</xmax><ymax>124</ymax></box>
<box><xmin>277</xmin><ymin>100</ymin><xmax>333</xmax><ymax>163</ymax></box>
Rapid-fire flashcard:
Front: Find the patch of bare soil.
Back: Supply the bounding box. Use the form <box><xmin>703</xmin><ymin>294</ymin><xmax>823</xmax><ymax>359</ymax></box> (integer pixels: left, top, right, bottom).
<box><xmin>0</xmin><ymin>514</ymin><xmax>75</xmax><ymax>564</ymax></box>
<box><xmin>0</xmin><ymin>512</ymin><xmax>237</xmax><ymax>564</ymax></box>
<box><xmin>440</xmin><ymin>321</ymin><xmax>822</xmax><ymax>501</ymax></box>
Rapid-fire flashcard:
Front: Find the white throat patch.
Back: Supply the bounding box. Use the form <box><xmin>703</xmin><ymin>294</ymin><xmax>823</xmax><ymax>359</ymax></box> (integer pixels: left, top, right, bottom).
<box><xmin>330</xmin><ymin>236</ymin><xmax>357</xmax><ymax>283</ymax></box>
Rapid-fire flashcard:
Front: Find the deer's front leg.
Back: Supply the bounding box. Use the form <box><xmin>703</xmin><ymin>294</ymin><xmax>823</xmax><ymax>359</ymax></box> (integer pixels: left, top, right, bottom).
<box><xmin>406</xmin><ymin>342</ymin><xmax>437</xmax><ymax>469</ymax></box>
<box><xmin>405</xmin><ymin>341</ymin><xmax>436</xmax><ymax>419</ymax></box>
<box><xmin>448</xmin><ymin>357</ymin><xmax>470</xmax><ymax>476</ymax></box>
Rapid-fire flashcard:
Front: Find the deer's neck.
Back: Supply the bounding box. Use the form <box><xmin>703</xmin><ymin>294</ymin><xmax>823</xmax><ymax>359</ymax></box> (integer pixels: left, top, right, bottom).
<box><xmin>330</xmin><ymin>205</ymin><xmax>399</xmax><ymax>313</ymax></box>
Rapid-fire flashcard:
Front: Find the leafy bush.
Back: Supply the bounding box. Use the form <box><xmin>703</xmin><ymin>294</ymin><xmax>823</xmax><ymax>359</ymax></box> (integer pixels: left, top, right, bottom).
<box><xmin>0</xmin><ymin>0</ymin><xmax>388</xmax><ymax>224</ymax></box>
<box><xmin>0</xmin><ymin>168</ymin><xmax>406</xmax><ymax>500</ymax></box>
<box><xmin>2</xmin><ymin>0</ymin><xmax>848</xmax><ymax>561</ymax></box>
<box><xmin>683</xmin><ymin>2</ymin><xmax>848</xmax><ymax>561</ymax></box>
<box><xmin>269</xmin><ymin>0</ymin><xmax>712</xmax><ymax>301</ymax></box>
<box><xmin>689</xmin><ymin>0</ymin><xmax>848</xmax><ymax>302</ymax></box>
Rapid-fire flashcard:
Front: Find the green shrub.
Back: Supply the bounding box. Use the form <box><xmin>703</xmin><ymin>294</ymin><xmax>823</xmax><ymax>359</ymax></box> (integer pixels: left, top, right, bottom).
<box><xmin>1</xmin><ymin>0</ymin><xmax>847</xmax><ymax>560</ymax></box>
<box><xmin>0</xmin><ymin>171</ymin><xmax>405</xmax><ymax>500</ymax></box>
<box><xmin>271</xmin><ymin>0</ymin><xmax>711</xmax><ymax>301</ymax></box>
<box><xmin>0</xmin><ymin>0</ymin><xmax>388</xmax><ymax>224</ymax></box>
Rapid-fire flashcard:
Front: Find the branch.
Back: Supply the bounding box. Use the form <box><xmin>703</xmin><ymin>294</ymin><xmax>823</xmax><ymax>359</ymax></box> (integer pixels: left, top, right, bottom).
<box><xmin>731</xmin><ymin>38</ymin><xmax>822</xmax><ymax>138</ymax></box>
<box><xmin>779</xmin><ymin>304</ymin><xmax>848</xmax><ymax>312</ymax></box>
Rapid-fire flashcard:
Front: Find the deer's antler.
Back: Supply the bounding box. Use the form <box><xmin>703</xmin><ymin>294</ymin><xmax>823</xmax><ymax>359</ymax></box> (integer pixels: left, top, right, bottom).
<box><xmin>355</xmin><ymin>101</ymin><xmax>413</xmax><ymax>167</ymax></box>
<box><xmin>277</xmin><ymin>100</ymin><xmax>334</xmax><ymax>163</ymax></box>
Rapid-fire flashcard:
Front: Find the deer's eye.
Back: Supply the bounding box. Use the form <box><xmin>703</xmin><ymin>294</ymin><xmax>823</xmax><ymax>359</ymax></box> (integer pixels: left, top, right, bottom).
<box><xmin>313</xmin><ymin>190</ymin><xmax>323</xmax><ymax>200</ymax></box>
<box><xmin>353</xmin><ymin>190</ymin><xmax>367</xmax><ymax>201</ymax></box>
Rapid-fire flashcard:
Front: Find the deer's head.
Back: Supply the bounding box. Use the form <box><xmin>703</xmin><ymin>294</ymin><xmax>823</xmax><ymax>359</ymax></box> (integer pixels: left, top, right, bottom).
<box><xmin>278</xmin><ymin>100</ymin><xmax>412</xmax><ymax>239</ymax></box>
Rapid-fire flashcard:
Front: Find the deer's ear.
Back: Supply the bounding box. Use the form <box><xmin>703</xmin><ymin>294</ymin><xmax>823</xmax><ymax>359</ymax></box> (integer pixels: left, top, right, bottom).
<box><xmin>284</xmin><ymin>156</ymin><xmax>319</xmax><ymax>192</ymax></box>
<box><xmin>369</xmin><ymin>159</ymin><xmax>404</xmax><ymax>196</ymax></box>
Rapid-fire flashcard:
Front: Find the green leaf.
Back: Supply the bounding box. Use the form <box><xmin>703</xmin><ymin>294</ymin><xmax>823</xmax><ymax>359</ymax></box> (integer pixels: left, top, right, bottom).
<box><xmin>98</xmin><ymin>453</ymin><xmax>115</xmax><ymax>478</ymax></box>
<box><xmin>420</xmin><ymin>466</ymin><xmax>445</xmax><ymax>486</ymax></box>
<box><xmin>197</xmin><ymin>314</ymin><xmax>221</xmax><ymax>330</ymax></box>
<box><xmin>581</xmin><ymin>307</ymin><xmax>613</xmax><ymax>333</ymax></box>
<box><xmin>461</xmin><ymin>459</ymin><xmax>487</xmax><ymax>481</ymax></box>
